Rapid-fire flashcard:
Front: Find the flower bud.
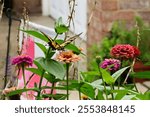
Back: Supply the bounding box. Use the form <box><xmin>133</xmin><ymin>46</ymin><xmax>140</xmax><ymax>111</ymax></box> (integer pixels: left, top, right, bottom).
<box><xmin>96</xmin><ymin>56</ymin><xmax>102</xmax><ymax>64</ymax></box>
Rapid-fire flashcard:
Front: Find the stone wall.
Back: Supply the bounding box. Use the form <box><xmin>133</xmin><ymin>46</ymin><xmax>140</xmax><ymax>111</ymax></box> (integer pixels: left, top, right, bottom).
<box><xmin>87</xmin><ymin>0</ymin><xmax>150</xmax><ymax>46</ymax></box>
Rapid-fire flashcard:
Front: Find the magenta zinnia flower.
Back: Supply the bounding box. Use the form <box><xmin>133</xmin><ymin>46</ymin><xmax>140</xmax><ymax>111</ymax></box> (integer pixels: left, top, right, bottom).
<box><xmin>12</xmin><ymin>55</ymin><xmax>33</xmax><ymax>67</ymax></box>
<box><xmin>110</xmin><ymin>44</ymin><xmax>140</xmax><ymax>60</ymax></box>
<box><xmin>100</xmin><ymin>59</ymin><xmax>121</xmax><ymax>72</ymax></box>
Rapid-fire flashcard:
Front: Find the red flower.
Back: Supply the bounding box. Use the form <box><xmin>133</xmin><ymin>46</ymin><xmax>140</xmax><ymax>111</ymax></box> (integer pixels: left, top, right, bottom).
<box><xmin>132</xmin><ymin>46</ymin><xmax>140</xmax><ymax>57</ymax></box>
<box><xmin>110</xmin><ymin>44</ymin><xmax>140</xmax><ymax>60</ymax></box>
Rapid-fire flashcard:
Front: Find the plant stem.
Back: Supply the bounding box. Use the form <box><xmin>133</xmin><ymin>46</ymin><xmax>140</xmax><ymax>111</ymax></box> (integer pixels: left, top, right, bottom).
<box><xmin>26</xmin><ymin>73</ymin><xmax>35</xmax><ymax>86</ymax></box>
<box><xmin>53</xmin><ymin>33</ymin><xmax>58</xmax><ymax>41</ymax></box>
<box><xmin>97</xmin><ymin>65</ymin><xmax>108</xmax><ymax>100</ymax></box>
<box><xmin>133</xmin><ymin>80</ymin><xmax>139</xmax><ymax>92</ymax></box>
<box><xmin>22</xmin><ymin>65</ymin><xmax>28</xmax><ymax>99</ymax></box>
<box><xmin>77</xmin><ymin>62</ymin><xmax>81</xmax><ymax>100</ymax></box>
<box><xmin>66</xmin><ymin>63</ymin><xmax>70</xmax><ymax>100</ymax></box>
<box><xmin>36</xmin><ymin>70</ymin><xmax>45</xmax><ymax>100</ymax></box>
<box><xmin>78</xmin><ymin>84</ymin><xmax>81</xmax><ymax>100</ymax></box>
<box><xmin>123</xmin><ymin>59</ymin><xmax>136</xmax><ymax>84</ymax></box>
<box><xmin>49</xmin><ymin>82</ymin><xmax>55</xmax><ymax>100</ymax></box>
<box><xmin>110</xmin><ymin>84</ymin><xmax>114</xmax><ymax>100</ymax></box>
<box><xmin>22</xmin><ymin>65</ymin><xmax>26</xmax><ymax>89</ymax></box>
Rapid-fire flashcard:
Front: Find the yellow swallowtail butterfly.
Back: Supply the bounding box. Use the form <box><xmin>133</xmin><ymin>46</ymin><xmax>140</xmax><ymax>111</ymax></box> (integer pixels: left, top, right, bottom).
<box><xmin>41</xmin><ymin>32</ymin><xmax>82</xmax><ymax>50</ymax></box>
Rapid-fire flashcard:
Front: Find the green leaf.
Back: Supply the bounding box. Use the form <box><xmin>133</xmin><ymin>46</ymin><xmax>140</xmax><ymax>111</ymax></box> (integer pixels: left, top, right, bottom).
<box><xmin>35</xmin><ymin>42</ymin><xmax>47</xmax><ymax>56</ymax></box>
<box><xmin>91</xmin><ymin>79</ymin><xmax>102</xmax><ymax>87</ymax></box>
<box><xmin>80</xmin><ymin>83</ymin><xmax>95</xmax><ymax>99</ymax></box>
<box><xmin>26</xmin><ymin>68</ymin><xmax>42</xmax><ymax>75</ymax></box>
<box><xmin>55</xmin><ymin>17</ymin><xmax>69</xmax><ymax>34</ymax></box>
<box><xmin>21</xmin><ymin>30</ymin><xmax>49</xmax><ymax>42</ymax></box>
<box><xmin>115</xmin><ymin>90</ymin><xmax>128</xmax><ymax>100</ymax></box>
<box><xmin>41</xmin><ymin>86</ymin><xmax>68</xmax><ymax>90</ymax></box>
<box><xmin>55</xmin><ymin>40</ymin><xmax>81</xmax><ymax>54</ymax></box>
<box><xmin>33</xmin><ymin>60</ymin><xmax>43</xmax><ymax>71</ymax></box>
<box><xmin>100</xmin><ymin>68</ymin><xmax>115</xmax><ymax>85</ymax></box>
<box><xmin>122</xmin><ymin>95</ymin><xmax>136</xmax><ymax>100</ymax></box>
<box><xmin>55</xmin><ymin>25</ymin><xmax>69</xmax><ymax>34</ymax></box>
<box><xmin>55</xmin><ymin>17</ymin><xmax>63</xmax><ymax>28</ymax></box>
<box><xmin>41</xmin><ymin>93</ymin><xmax>67</xmax><ymax>100</ymax></box>
<box><xmin>65</xmin><ymin>44</ymin><xmax>81</xmax><ymax>54</ymax></box>
<box><xmin>133</xmin><ymin>71</ymin><xmax>150</xmax><ymax>79</ymax></box>
<box><xmin>81</xmin><ymin>71</ymin><xmax>99</xmax><ymax>76</ymax></box>
<box><xmin>112</xmin><ymin>66</ymin><xmax>130</xmax><ymax>82</ymax></box>
<box><xmin>26</xmin><ymin>67</ymin><xmax>50</xmax><ymax>81</ymax></box>
<box><xmin>5</xmin><ymin>88</ymin><xmax>38</xmax><ymax>97</ymax></box>
<box><xmin>47</xmin><ymin>51</ymin><xmax>55</xmax><ymax>59</ymax></box>
<box><xmin>36</xmin><ymin>57</ymin><xmax>65</xmax><ymax>80</ymax></box>
<box><xmin>96</xmin><ymin>90</ymin><xmax>104</xmax><ymax>100</ymax></box>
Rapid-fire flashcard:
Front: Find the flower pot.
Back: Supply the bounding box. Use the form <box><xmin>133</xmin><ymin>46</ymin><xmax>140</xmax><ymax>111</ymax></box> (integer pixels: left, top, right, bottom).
<box><xmin>134</xmin><ymin>61</ymin><xmax>150</xmax><ymax>83</ymax></box>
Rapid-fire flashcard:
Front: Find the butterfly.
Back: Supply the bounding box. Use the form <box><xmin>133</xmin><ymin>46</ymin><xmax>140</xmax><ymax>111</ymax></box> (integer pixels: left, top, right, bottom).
<box><xmin>41</xmin><ymin>31</ymin><xmax>82</xmax><ymax>50</ymax></box>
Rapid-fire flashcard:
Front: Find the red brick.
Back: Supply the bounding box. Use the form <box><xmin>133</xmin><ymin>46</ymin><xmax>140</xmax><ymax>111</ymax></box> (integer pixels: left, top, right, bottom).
<box><xmin>102</xmin><ymin>22</ymin><xmax>113</xmax><ymax>32</ymax></box>
<box><xmin>101</xmin><ymin>0</ymin><xmax>118</xmax><ymax>11</ymax></box>
<box><xmin>119</xmin><ymin>0</ymin><xmax>150</xmax><ymax>10</ymax></box>
<box><xmin>89</xmin><ymin>17</ymin><xmax>102</xmax><ymax>32</ymax></box>
<box><xmin>116</xmin><ymin>11</ymin><xmax>135</xmax><ymax>21</ymax></box>
<box><xmin>102</xmin><ymin>11</ymin><xmax>116</xmax><ymax>22</ymax></box>
<box><xmin>138</xmin><ymin>11</ymin><xmax>150</xmax><ymax>21</ymax></box>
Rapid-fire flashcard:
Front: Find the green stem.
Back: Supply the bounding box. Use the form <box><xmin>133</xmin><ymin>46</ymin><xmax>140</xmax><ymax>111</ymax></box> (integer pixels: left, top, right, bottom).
<box><xmin>53</xmin><ymin>33</ymin><xmax>59</xmax><ymax>41</ymax></box>
<box><xmin>110</xmin><ymin>84</ymin><xmax>114</xmax><ymax>100</ymax></box>
<box><xmin>26</xmin><ymin>73</ymin><xmax>35</xmax><ymax>86</ymax></box>
<box><xmin>37</xmin><ymin>47</ymin><xmax>51</xmax><ymax>100</ymax></box>
<box><xmin>97</xmin><ymin>65</ymin><xmax>108</xmax><ymax>100</ymax></box>
<box><xmin>49</xmin><ymin>82</ymin><xmax>55</xmax><ymax>100</ymax></box>
<box><xmin>22</xmin><ymin>65</ymin><xmax>26</xmax><ymax>89</ymax></box>
<box><xmin>133</xmin><ymin>80</ymin><xmax>139</xmax><ymax>92</ymax></box>
<box><xmin>78</xmin><ymin>84</ymin><xmax>81</xmax><ymax>100</ymax></box>
<box><xmin>36</xmin><ymin>70</ymin><xmax>45</xmax><ymax>100</ymax></box>
<box><xmin>66</xmin><ymin>63</ymin><xmax>70</xmax><ymax>100</ymax></box>
<box><xmin>22</xmin><ymin>65</ymin><xmax>28</xmax><ymax>99</ymax></box>
<box><xmin>117</xmin><ymin>78</ymin><xmax>121</xmax><ymax>90</ymax></box>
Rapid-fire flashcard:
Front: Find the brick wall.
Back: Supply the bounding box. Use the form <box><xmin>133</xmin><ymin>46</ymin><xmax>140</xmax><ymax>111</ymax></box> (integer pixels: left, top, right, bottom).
<box><xmin>87</xmin><ymin>0</ymin><xmax>150</xmax><ymax>46</ymax></box>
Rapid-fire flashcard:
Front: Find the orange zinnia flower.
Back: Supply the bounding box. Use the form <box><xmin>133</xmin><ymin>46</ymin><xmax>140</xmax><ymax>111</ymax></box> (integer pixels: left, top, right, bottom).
<box><xmin>57</xmin><ymin>51</ymin><xmax>80</xmax><ymax>63</ymax></box>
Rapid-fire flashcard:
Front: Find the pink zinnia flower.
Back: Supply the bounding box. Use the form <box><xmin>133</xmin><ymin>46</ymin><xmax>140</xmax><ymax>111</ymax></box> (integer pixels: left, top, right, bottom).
<box><xmin>110</xmin><ymin>44</ymin><xmax>140</xmax><ymax>60</ymax></box>
<box><xmin>100</xmin><ymin>58</ymin><xmax>121</xmax><ymax>72</ymax></box>
<box><xmin>12</xmin><ymin>55</ymin><xmax>33</xmax><ymax>67</ymax></box>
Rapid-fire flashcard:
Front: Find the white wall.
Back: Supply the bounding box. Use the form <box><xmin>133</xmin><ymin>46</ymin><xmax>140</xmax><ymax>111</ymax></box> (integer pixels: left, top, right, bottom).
<box><xmin>42</xmin><ymin>0</ymin><xmax>87</xmax><ymax>39</ymax></box>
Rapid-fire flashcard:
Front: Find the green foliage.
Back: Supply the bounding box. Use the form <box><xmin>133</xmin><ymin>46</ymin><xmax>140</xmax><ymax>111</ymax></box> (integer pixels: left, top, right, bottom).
<box><xmin>54</xmin><ymin>17</ymin><xmax>69</xmax><ymax>34</ymax></box>
<box><xmin>132</xmin><ymin>71</ymin><xmax>150</xmax><ymax>79</ymax></box>
<box><xmin>88</xmin><ymin>16</ymin><xmax>150</xmax><ymax>71</ymax></box>
<box><xmin>112</xmin><ymin>66</ymin><xmax>130</xmax><ymax>82</ymax></box>
<box><xmin>21</xmin><ymin>30</ymin><xmax>49</xmax><ymax>42</ymax></box>
<box><xmin>35</xmin><ymin>57</ymin><xmax>66</xmax><ymax>80</ymax></box>
<box><xmin>100</xmin><ymin>68</ymin><xmax>115</xmax><ymax>85</ymax></box>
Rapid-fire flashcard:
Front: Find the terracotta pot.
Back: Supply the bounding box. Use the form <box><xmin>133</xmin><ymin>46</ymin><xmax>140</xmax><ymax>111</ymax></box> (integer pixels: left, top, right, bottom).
<box><xmin>134</xmin><ymin>61</ymin><xmax>150</xmax><ymax>83</ymax></box>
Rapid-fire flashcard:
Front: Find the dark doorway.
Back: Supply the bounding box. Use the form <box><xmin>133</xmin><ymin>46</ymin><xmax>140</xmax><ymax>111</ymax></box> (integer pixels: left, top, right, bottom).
<box><xmin>4</xmin><ymin>0</ymin><xmax>12</xmax><ymax>12</ymax></box>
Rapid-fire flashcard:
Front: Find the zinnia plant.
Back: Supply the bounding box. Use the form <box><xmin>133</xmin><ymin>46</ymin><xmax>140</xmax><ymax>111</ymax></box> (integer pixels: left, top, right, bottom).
<box><xmin>110</xmin><ymin>44</ymin><xmax>140</xmax><ymax>60</ymax></box>
<box><xmin>12</xmin><ymin>55</ymin><xmax>33</xmax><ymax>89</ymax></box>
<box><xmin>100</xmin><ymin>58</ymin><xmax>121</xmax><ymax>72</ymax></box>
<box><xmin>57</xmin><ymin>51</ymin><xmax>80</xmax><ymax>100</ymax></box>
<box><xmin>12</xmin><ymin>55</ymin><xmax>33</xmax><ymax>67</ymax></box>
<box><xmin>2</xmin><ymin>15</ymin><xmax>150</xmax><ymax>101</ymax></box>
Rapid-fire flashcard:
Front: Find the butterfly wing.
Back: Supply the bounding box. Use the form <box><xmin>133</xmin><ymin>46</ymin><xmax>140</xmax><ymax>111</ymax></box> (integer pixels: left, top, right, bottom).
<box><xmin>40</xmin><ymin>31</ymin><xmax>61</xmax><ymax>50</ymax></box>
<box><xmin>59</xmin><ymin>33</ymin><xmax>82</xmax><ymax>48</ymax></box>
